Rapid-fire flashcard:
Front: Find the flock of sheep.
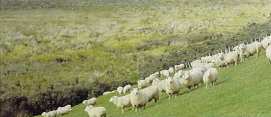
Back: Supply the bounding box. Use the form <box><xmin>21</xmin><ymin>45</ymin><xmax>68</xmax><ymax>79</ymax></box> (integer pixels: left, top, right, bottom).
<box><xmin>41</xmin><ymin>35</ymin><xmax>271</xmax><ymax>117</ymax></box>
<box><xmin>41</xmin><ymin>105</ymin><xmax>72</xmax><ymax>117</ymax></box>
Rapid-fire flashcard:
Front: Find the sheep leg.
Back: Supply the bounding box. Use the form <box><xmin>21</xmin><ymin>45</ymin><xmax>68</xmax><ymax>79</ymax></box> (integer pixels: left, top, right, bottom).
<box><xmin>134</xmin><ymin>106</ymin><xmax>137</xmax><ymax>112</ymax></box>
<box><xmin>212</xmin><ymin>80</ymin><xmax>216</xmax><ymax>86</ymax></box>
<box><xmin>168</xmin><ymin>94</ymin><xmax>171</xmax><ymax>100</ymax></box>
<box><xmin>121</xmin><ymin>108</ymin><xmax>124</xmax><ymax>113</ymax></box>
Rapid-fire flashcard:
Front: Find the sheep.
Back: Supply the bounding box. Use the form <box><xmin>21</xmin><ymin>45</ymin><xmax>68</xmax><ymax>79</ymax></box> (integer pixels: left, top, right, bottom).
<box><xmin>173</xmin><ymin>70</ymin><xmax>184</xmax><ymax>79</ymax></box>
<box><xmin>180</xmin><ymin>68</ymin><xmax>204</xmax><ymax>90</ymax></box>
<box><xmin>203</xmin><ymin>68</ymin><xmax>218</xmax><ymax>88</ymax></box>
<box><xmin>117</xmin><ymin>86</ymin><xmax>123</xmax><ymax>95</ymax></box>
<box><xmin>266</xmin><ymin>45</ymin><xmax>271</xmax><ymax>64</ymax></box>
<box><xmin>191</xmin><ymin>59</ymin><xmax>203</xmax><ymax>68</ymax></box>
<box><xmin>168</xmin><ymin>67</ymin><xmax>175</xmax><ymax>74</ymax></box>
<box><xmin>82</xmin><ymin>97</ymin><xmax>97</xmax><ymax>106</ymax></box>
<box><xmin>41</xmin><ymin>111</ymin><xmax>57</xmax><ymax>117</ymax></box>
<box><xmin>223</xmin><ymin>50</ymin><xmax>239</xmax><ymax>66</ymax></box>
<box><xmin>152</xmin><ymin>78</ymin><xmax>167</xmax><ymax>92</ymax></box>
<box><xmin>261</xmin><ymin>36</ymin><xmax>271</xmax><ymax>49</ymax></box>
<box><xmin>56</xmin><ymin>105</ymin><xmax>72</xmax><ymax>115</ymax></box>
<box><xmin>160</xmin><ymin>69</ymin><xmax>170</xmax><ymax>78</ymax></box>
<box><xmin>85</xmin><ymin>105</ymin><xmax>106</xmax><ymax>117</ymax></box>
<box><xmin>130</xmin><ymin>88</ymin><xmax>149</xmax><ymax>111</ymax></box>
<box><xmin>151</xmin><ymin>78</ymin><xmax>160</xmax><ymax>86</ymax></box>
<box><xmin>103</xmin><ymin>91</ymin><xmax>114</xmax><ymax>96</ymax></box>
<box><xmin>123</xmin><ymin>84</ymin><xmax>132</xmax><ymax>94</ymax></box>
<box><xmin>109</xmin><ymin>95</ymin><xmax>131</xmax><ymax>113</ymax></box>
<box><xmin>233</xmin><ymin>43</ymin><xmax>248</xmax><ymax>62</ymax></box>
<box><xmin>130</xmin><ymin>85</ymin><xmax>160</xmax><ymax>111</ymax></box>
<box><xmin>174</xmin><ymin>64</ymin><xmax>185</xmax><ymax>71</ymax></box>
<box><xmin>165</xmin><ymin>77</ymin><xmax>181</xmax><ymax>98</ymax></box>
<box><xmin>137</xmin><ymin>80</ymin><xmax>151</xmax><ymax>89</ymax></box>
<box><xmin>145</xmin><ymin>72</ymin><xmax>159</xmax><ymax>83</ymax></box>
<box><xmin>246</xmin><ymin>41</ymin><xmax>262</xmax><ymax>57</ymax></box>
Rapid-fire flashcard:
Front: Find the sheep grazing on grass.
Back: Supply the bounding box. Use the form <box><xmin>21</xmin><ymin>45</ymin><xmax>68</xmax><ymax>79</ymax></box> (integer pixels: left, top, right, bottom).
<box><xmin>180</xmin><ymin>68</ymin><xmax>204</xmax><ymax>90</ymax></box>
<box><xmin>266</xmin><ymin>45</ymin><xmax>271</xmax><ymax>64</ymax></box>
<box><xmin>123</xmin><ymin>84</ymin><xmax>132</xmax><ymax>94</ymax></box>
<box><xmin>165</xmin><ymin>77</ymin><xmax>181</xmax><ymax>98</ymax></box>
<box><xmin>138</xmin><ymin>80</ymin><xmax>151</xmax><ymax>89</ymax></box>
<box><xmin>203</xmin><ymin>68</ymin><xmax>218</xmax><ymax>88</ymax></box>
<box><xmin>83</xmin><ymin>97</ymin><xmax>97</xmax><ymax>106</ymax></box>
<box><xmin>85</xmin><ymin>105</ymin><xmax>106</xmax><ymax>117</ymax></box>
<box><xmin>56</xmin><ymin>105</ymin><xmax>72</xmax><ymax>115</ymax></box>
<box><xmin>117</xmin><ymin>86</ymin><xmax>124</xmax><ymax>95</ymax></box>
<box><xmin>130</xmin><ymin>85</ymin><xmax>160</xmax><ymax>111</ymax></box>
<box><xmin>109</xmin><ymin>95</ymin><xmax>131</xmax><ymax>113</ymax></box>
<box><xmin>41</xmin><ymin>111</ymin><xmax>57</xmax><ymax>117</ymax></box>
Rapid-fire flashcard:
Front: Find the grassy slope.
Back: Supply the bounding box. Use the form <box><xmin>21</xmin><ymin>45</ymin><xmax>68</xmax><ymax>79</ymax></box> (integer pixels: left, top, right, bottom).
<box><xmin>38</xmin><ymin>53</ymin><xmax>271</xmax><ymax>117</ymax></box>
<box><xmin>1</xmin><ymin>0</ymin><xmax>271</xmax><ymax>97</ymax></box>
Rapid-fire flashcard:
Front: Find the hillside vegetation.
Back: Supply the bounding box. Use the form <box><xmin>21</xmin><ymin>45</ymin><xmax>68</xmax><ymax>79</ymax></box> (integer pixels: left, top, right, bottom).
<box><xmin>37</xmin><ymin>53</ymin><xmax>271</xmax><ymax>117</ymax></box>
<box><xmin>1</xmin><ymin>0</ymin><xmax>271</xmax><ymax>116</ymax></box>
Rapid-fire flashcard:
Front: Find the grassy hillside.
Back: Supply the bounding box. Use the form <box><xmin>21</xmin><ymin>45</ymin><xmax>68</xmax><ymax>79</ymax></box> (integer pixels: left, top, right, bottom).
<box><xmin>38</xmin><ymin>53</ymin><xmax>271</xmax><ymax>117</ymax></box>
<box><xmin>1</xmin><ymin>0</ymin><xmax>271</xmax><ymax>116</ymax></box>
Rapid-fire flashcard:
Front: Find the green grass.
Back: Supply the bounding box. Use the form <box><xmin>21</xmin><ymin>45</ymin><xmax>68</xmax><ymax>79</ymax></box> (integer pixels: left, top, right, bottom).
<box><xmin>2</xmin><ymin>1</ymin><xmax>271</xmax><ymax>116</ymax></box>
<box><xmin>37</xmin><ymin>53</ymin><xmax>271</xmax><ymax>117</ymax></box>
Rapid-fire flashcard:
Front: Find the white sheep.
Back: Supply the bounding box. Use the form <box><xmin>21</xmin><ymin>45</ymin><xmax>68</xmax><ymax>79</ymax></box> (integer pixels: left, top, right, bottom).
<box><xmin>137</xmin><ymin>80</ymin><xmax>151</xmax><ymax>89</ymax></box>
<box><xmin>233</xmin><ymin>43</ymin><xmax>248</xmax><ymax>62</ymax></box>
<box><xmin>191</xmin><ymin>59</ymin><xmax>203</xmax><ymax>68</ymax></box>
<box><xmin>261</xmin><ymin>36</ymin><xmax>271</xmax><ymax>49</ymax></box>
<box><xmin>85</xmin><ymin>105</ymin><xmax>106</xmax><ymax>117</ymax></box>
<box><xmin>130</xmin><ymin>88</ymin><xmax>148</xmax><ymax>111</ymax></box>
<box><xmin>103</xmin><ymin>91</ymin><xmax>114</xmax><ymax>96</ymax></box>
<box><xmin>173</xmin><ymin>70</ymin><xmax>184</xmax><ymax>79</ymax></box>
<box><xmin>41</xmin><ymin>111</ymin><xmax>57</xmax><ymax>117</ymax></box>
<box><xmin>123</xmin><ymin>85</ymin><xmax>132</xmax><ymax>94</ymax></box>
<box><xmin>180</xmin><ymin>68</ymin><xmax>204</xmax><ymax>90</ymax></box>
<box><xmin>174</xmin><ymin>64</ymin><xmax>185</xmax><ymax>71</ymax></box>
<box><xmin>246</xmin><ymin>41</ymin><xmax>262</xmax><ymax>57</ymax></box>
<box><xmin>109</xmin><ymin>95</ymin><xmax>131</xmax><ymax>113</ymax></box>
<box><xmin>168</xmin><ymin>67</ymin><xmax>175</xmax><ymax>74</ymax></box>
<box><xmin>160</xmin><ymin>69</ymin><xmax>170</xmax><ymax>78</ymax></box>
<box><xmin>223</xmin><ymin>50</ymin><xmax>239</xmax><ymax>66</ymax></box>
<box><xmin>266</xmin><ymin>45</ymin><xmax>271</xmax><ymax>64</ymax></box>
<box><xmin>206</xmin><ymin>52</ymin><xmax>225</xmax><ymax>67</ymax></box>
<box><xmin>152</xmin><ymin>78</ymin><xmax>167</xmax><ymax>92</ymax></box>
<box><xmin>117</xmin><ymin>86</ymin><xmax>123</xmax><ymax>95</ymax></box>
<box><xmin>56</xmin><ymin>105</ymin><xmax>72</xmax><ymax>115</ymax></box>
<box><xmin>203</xmin><ymin>68</ymin><xmax>218</xmax><ymax>88</ymax></box>
<box><xmin>82</xmin><ymin>97</ymin><xmax>97</xmax><ymax>106</ymax></box>
<box><xmin>165</xmin><ymin>77</ymin><xmax>181</xmax><ymax>98</ymax></box>
<box><xmin>130</xmin><ymin>85</ymin><xmax>159</xmax><ymax>111</ymax></box>
<box><xmin>145</xmin><ymin>72</ymin><xmax>159</xmax><ymax>83</ymax></box>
